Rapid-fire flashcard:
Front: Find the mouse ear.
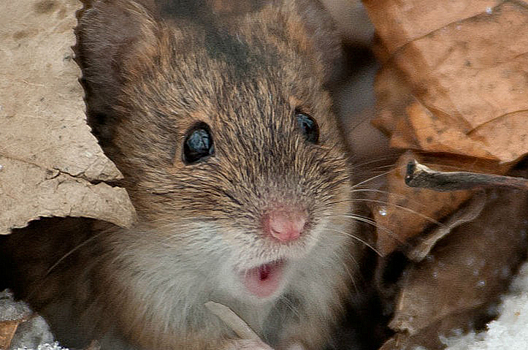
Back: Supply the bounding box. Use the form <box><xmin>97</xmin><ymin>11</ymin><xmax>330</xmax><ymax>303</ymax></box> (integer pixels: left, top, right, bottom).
<box><xmin>74</xmin><ymin>0</ymin><xmax>158</xmax><ymax>141</ymax></box>
<box><xmin>285</xmin><ymin>0</ymin><xmax>343</xmax><ymax>85</ymax></box>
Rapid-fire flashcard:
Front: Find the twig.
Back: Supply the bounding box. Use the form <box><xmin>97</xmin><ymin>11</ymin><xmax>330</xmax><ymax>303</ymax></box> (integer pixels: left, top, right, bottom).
<box><xmin>205</xmin><ymin>301</ymin><xmax>261</xmax><ymax>340</ymax></box>
<box><xmin>405</xmin><ymin>160</ymin><xmax>528</xmax><ymax>192</ymax></box>
<box><xmin>205</xmin><ymin>301</ymin><xmax>275</xmax><ymax>349</ymax></box>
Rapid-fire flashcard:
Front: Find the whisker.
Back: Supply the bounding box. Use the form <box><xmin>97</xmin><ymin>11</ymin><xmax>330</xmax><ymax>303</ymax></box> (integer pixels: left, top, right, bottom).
<box><xmin>348</xmin><ymin>188</ymin><xmax>435</xmax><ymax>209</ymax></box>
<box><xmin>326</xmin><ymin>197</ymin><xmax>445</xmax><ymax>228</ymax></box>
<box><xmin>27</xmin><ymin>229</ymin><xmax>109</xmax><ymax>299</ymax></box>
<box><xmin>351</xmin><ymin>155</ymin><xmax>401</xmax><ymax>168</ymax></box>
<box><xmin>351</xmin><ymin>164</ymin><xmax>407</xmax><ymax>190</ymax></box>
<box><xmin>350</xmin><ymin>188</ymin><xmax>391</xmax><ymax>195</ymax></box>
<box><xmin>353</xmin><ymin>166</ymin><xmax>401</xmax><ymax>181</ymax></box>
<box><xmin>332</xmin><ymin>250</ymin><xmax>359</xmax><ymax>295</ymax></box>
<box><xmin>44</xmin><ymin>232</ymin><xmax>104</xmax><ymax>278</ymax></box>
<box><xmin>347</xmin><ymin>213</ymin><xmax>406</xmax><ymax>245</ymax></box>
<box><xmin>347</xmin><ymin>112</ymin><xmax>372</xmax><ymax>133</ymax></box>
<box><xmin>325</xmin><ymin>225</ymin><xmax>382</xmax><ymax>257</ymax></box>
<box><xmin>349</xmin><ymin>199</ymin><xmax>445</xmax><ymax>227</ymax></box>
<box><xmin>280</xmin><ymin>295</ymin><xmax>301</xmax><ymax>320</ymax></box>
<box><xmin>359</xmin><ymin>164</ymin><xmax>399</xmax><ymax>173</ymax></box>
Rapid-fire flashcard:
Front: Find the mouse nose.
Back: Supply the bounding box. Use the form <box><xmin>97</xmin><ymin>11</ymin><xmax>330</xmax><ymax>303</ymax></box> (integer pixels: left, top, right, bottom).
<box><xmin>264</xmin><ymin>209</ymin><xmax>307</xmax><ymax>242</ymax></box>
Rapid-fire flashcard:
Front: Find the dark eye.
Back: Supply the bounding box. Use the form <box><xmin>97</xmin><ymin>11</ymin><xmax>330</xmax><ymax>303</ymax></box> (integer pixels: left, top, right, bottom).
<box><xmin>296</xmin><ymin>111</ymin><xmax>319</xmax><ymax>144</ymax></box>
<box><xmin>183</xmin><ymin>122</ymin><xmax>215</xmax><ymax>164</ymax></box>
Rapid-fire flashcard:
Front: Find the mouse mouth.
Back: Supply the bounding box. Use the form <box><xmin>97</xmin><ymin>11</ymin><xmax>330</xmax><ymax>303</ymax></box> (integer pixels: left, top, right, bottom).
<box><xmin>240</xmin><ymin>260</ymin><xmax>285</xmax><ymax>299</ymax></box>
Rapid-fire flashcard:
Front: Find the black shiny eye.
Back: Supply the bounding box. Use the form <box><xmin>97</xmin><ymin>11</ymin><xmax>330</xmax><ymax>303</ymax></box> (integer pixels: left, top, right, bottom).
<box><xmin>183</xmin><ymin>122</ymin><xmax>214</xmax><ymax>164</ymax></box>
<box><xmin>296</xmin><ymin>111</ymin><xmax>319</xmax><ymax>144</ymax></box>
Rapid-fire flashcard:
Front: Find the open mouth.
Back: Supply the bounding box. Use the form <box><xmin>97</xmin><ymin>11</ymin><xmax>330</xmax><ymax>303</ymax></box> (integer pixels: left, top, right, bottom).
<box><xmin>240</xmin><ymin>260</ymin><xmax>285</xmax><ymax>299</ymax></box>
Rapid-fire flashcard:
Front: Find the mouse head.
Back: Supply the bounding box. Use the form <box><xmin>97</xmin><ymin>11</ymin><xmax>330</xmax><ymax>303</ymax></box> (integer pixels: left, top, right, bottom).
<box><xmin>76</xmin><ymin>0</ymin><xmax>355</xmax><ymax>300</ymax></box>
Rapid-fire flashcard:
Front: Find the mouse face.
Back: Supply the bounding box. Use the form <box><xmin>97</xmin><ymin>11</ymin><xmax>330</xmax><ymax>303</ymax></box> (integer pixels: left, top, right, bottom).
<box><xmin>75</xmin><ymin>5</ymin><xmax>356</xmax><ymax>347</ymax></box>
<box><xmin>93</xmin><ymin>13</ymin><xmax>353</xmax><ymax>302</ymax></box>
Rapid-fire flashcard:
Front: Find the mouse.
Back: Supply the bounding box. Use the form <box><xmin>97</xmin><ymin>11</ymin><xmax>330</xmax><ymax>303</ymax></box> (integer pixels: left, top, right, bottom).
<box><xmin>0</xmin><ymin>0</ymin><xmax>363</xmax><ymax>349</ymax></box>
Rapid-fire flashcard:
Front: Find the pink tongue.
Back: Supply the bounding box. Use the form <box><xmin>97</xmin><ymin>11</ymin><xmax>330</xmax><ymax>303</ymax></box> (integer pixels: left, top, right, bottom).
<box><xmin>242</xmin><ymin>262</ymin><xmax>284</xmax><ymax>298</ymax></box>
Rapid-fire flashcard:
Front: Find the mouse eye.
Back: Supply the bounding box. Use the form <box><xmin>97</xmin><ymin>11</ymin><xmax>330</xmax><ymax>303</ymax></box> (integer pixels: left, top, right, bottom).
<box><xmin>183</xmin><ymin>122</ymin><xmax>215</xmax><ymax>164</ymax></box>
<box><xmin>296</xmin><ymin>110</ymin><xmax>319</xmax><ymax>144</ymax></box>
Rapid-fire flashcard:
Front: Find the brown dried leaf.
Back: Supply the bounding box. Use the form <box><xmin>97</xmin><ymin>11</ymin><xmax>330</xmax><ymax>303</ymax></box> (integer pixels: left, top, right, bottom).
<box><xmin>0</xmin><ymin>0</ymin><xmax>136</xmax><ymax>234</ymax></box>
<box><xmin>364</xmin><ymin>0</ymin><xmax>528</xmax><ymax>255</ymax></box>
<box><xmin>0</xmin><ymin>319</ymin><xmax>26</xmax><ymax>350</ymax></box>
<box><xmin>380</xmin><ymin>187</ymin><xmax>528</xmax><ymax>349</ymax></box>
<box><xmin>379</xmin><ymin>310</ymin><xmax>485</xmax><ymax>350</ymax></box>
<box><xmin>370</xmin><ymin>65</ymin><xmax>415</xmax><ymax>138</ymax></box>
<box><xmin>367</xmin><ymin>1</ymin><xmax>528</xmax><ymax>163</ymax></box>
<box><xmin>363</xmin><ymin>0</ymin><xmax>502</xmax><ymax>54</ymax></box>
<box><xmin>407</xmin><ymin>191</ymin><xmax>487</xmax><ymax>262</ymax></box>
<box><xmin>391</xmin><ymin>102</ymin><xmax>498</xmax><ymax>160</ymax></box>
<box><xmin>364</xmin><ymin>2</ymin><xmax>528</xmax><ymax>347</ymax></box>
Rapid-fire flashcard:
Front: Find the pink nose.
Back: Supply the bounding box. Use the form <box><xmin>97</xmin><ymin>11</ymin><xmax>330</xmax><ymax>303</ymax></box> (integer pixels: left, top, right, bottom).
<box><xmin>264</xmin><ymin>209</ymin><xmax>307</xmax><ymax>242</ymax></box>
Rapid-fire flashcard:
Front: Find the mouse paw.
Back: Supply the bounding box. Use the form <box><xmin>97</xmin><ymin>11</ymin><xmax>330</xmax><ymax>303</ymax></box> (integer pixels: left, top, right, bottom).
<box><xmin>222</xmin><ymin>339</ymin><xmax>274</xmax><ymax>350</ymax></box>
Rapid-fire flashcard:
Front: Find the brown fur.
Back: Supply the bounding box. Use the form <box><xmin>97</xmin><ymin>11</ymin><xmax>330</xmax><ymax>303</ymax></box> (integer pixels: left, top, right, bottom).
<box><xmin>1</xmin><ymin>1</ymin><xmax>361</xmax><ymax>349</ymax></box>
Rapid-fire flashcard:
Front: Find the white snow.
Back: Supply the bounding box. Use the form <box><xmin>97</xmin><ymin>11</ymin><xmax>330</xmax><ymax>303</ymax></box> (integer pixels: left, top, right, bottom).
<box><xmin>444</xmin><ymin>262</ymin><xmax>528</xmax><ymax>350</ymax></box>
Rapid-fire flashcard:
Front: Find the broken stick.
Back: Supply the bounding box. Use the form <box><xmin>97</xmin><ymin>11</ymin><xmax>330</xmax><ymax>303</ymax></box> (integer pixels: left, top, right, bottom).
<box><xmin>405</xmin><ymin>160</ymin><xmax>528</xmax><ymax>192</ymax></box>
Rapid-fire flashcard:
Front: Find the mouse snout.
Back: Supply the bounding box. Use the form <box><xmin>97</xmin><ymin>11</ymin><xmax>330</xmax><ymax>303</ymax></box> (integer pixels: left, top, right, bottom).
<box><xmin>263</xmin><ymin>209</ymin><xmax>308</xmax><ymax>243</ymax></box>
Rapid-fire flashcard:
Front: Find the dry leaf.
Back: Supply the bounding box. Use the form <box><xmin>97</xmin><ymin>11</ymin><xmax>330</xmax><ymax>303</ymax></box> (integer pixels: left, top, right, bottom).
<box><xmin>363</xmin><ymin>0</ymin><xmax>528</xmax><ymax>255</ymax></box>
<box><xmin>407</xmin><ymin>191</ymin><xmax>487</xmax><ymax>262</ymax></box>
<box><xmin>0</xmin><ymin>0</ymin><xmax>136</xmax><ymax>234</ymax></box>
<box><xmin>379</xmin><ymin>310</ymin><xmax>485</xmax><ymax>350</ymax></box>
<box><xmin>370</xmin><ymin>66</ymin><xmax>414</xmax><ymax>139</ymax></box>
<box><xmin>380</xmin><ymin>187</ymin><xmax>528</xmax><ymax>349</ymax></box>
<box><xmin>0</xmin><ymin>319</ymin><xmax>25</xmax><ymax>350</ymax></box>
<box><xmin>360</xmin><ymin>1</ymin><xmax>528</xmax><ymax>348</ymax></box>
<box><xmin>363</xmin><ymin>0</ymin><xmax>502</xmax><ymax>55</ymax></box>
<box><xmin>366</xmin><ymin>1</ymin><xmax>528</xmax><ymax>163</ymax></box>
